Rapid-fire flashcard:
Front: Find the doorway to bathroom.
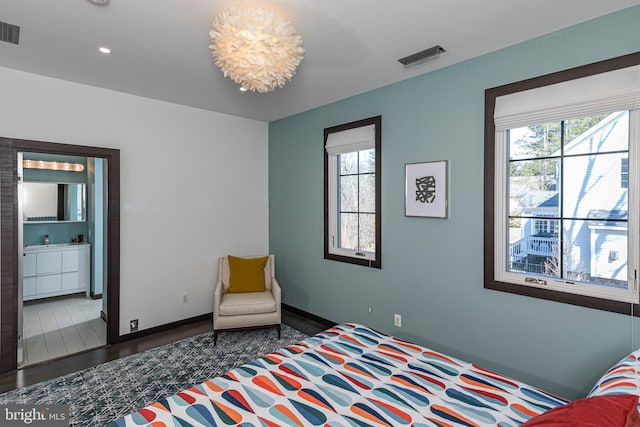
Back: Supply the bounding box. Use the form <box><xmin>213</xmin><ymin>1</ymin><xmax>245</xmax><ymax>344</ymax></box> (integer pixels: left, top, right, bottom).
<box><xmin>19</xmin><ymin>152</ymin><xmax>108</xmax><ymax>366</ymax></box>
<box><xmin>0</xmin><ymin>137</ymin><xmax>120</xmax><ymax>373</ymax></box>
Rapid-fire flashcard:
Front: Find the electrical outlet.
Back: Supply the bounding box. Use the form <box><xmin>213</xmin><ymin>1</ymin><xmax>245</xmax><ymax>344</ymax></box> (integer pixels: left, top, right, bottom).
<box><xmin>182</xmin><ymin>293</ymin><xmax>188</xmax><ymax>304</ymax></box>
<box><xmin>394</xmin><ymin>314</ymin><xmax>402</xmax><ymax>327</ymax></box>
<box><xmin>129</xmin><ymin>319</ymin><xmax>138</xmax><ymax>332</ymax></box>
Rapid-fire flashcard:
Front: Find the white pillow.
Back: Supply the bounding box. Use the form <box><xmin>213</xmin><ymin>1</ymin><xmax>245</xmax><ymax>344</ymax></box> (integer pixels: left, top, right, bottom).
<box><xmin>588</xmin><ymin>349</ymin><xmax>640</xmax><ymax>405</ymax></box>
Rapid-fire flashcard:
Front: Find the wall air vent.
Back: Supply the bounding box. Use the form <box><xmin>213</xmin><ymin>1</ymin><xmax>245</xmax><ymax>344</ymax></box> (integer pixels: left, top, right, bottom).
<box><xmin>0</xmin><ymin>21</ymin><xmax>20</xmax><ymax>45</ymax></box>
<box><xmin>398</xmin><ymin>45</ymin><xmax>445</xmax><ymax>67</ymax></box>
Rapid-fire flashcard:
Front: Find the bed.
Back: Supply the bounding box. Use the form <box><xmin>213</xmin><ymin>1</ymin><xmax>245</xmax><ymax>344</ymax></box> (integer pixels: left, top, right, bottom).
<box><xmin>107</xmin><ymin>323</ymin><xmax>640</xmax><ymax>427</ymax></box>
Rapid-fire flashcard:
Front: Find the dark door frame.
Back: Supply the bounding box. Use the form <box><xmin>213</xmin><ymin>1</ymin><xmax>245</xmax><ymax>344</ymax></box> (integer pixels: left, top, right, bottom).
<box><xmin>0</xmin><ymin>138</ymin><xmax>120</xmax><ymax>373</ymax></box>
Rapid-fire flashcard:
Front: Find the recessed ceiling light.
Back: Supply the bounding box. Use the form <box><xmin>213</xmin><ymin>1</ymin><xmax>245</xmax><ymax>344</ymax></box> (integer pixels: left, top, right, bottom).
<box><xmin>98</xmin><ymin>46</ymin><xmax>111</xmax><ymax>54</ymax></box>
<box><xmin>88</xmin><ymin>0</ymin><xmax>109</xmax><ymax>5</ymax></box>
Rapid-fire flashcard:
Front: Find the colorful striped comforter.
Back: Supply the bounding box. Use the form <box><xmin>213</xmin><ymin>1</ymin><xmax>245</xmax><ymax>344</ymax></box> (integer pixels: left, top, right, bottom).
<box><xmin>108</xmin><ymin>323</ymin><xmax>565</xmax><ymax>426</ymax></box>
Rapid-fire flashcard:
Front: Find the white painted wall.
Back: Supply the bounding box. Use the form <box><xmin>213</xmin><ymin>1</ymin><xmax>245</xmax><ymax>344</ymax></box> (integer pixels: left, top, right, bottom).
<box><xmin>0</xmin><ymin>66</ymin><xmax>269</xmax><ymax>336</ymax></box>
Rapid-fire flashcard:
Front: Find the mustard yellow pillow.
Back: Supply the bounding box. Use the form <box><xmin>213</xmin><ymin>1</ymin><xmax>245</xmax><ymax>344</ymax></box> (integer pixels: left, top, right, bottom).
<box><xmin>226</xmin><ymin>255</ymin><xmax>268</xmax><ymax>293</ymax></box>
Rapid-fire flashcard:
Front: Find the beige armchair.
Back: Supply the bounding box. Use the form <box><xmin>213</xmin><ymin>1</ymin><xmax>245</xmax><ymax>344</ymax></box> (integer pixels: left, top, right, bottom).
<box><xmin>213</xmin><ymin>255</ymin><xmax>281</xmax><ymax>345</ymax></box>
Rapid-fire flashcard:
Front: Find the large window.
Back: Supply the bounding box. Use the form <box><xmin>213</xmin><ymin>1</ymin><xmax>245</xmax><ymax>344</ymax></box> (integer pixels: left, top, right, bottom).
<box><xmin>485</xmin><ymin>53</ymin><xmax>640</xmax><ymax>314</ymax></box>
<box><xmin>324</xmin><ymin>116</ymin><xmax>381</xmax><ymax>268</ymax></box>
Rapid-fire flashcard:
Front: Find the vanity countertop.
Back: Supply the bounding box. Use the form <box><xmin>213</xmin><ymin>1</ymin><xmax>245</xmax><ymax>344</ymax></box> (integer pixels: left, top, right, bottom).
<box><xmin>24</xmin><ymin>242</ymin><xmax>90</xmax><ymax>250</ymax></box>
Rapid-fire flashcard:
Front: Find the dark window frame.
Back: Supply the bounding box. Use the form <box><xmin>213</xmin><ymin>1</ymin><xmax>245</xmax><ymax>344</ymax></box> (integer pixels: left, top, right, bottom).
<box><xmin>484</xmin><ymin>52</ymin><xmax>640</xmax><ymax>316</ymax></box>
<box><xmin>324</xmin><ymin>116</ymin><xmax>382</xmax><ymax>268</ymax></box>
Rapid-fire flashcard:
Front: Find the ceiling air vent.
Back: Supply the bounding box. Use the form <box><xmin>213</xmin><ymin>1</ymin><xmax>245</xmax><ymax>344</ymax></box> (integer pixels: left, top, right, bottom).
<box><xmin>0</xmin><ymin>21</ymin><xmax>20</xmax><ymax>45</ymax></box>
<box><xmin>398</xmin><ymin>45</ymin><xmax>445</xmax><ymax>67</ymax></box>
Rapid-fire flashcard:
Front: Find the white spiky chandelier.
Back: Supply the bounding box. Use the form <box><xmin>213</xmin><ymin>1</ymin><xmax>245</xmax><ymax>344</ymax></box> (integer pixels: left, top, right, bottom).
<box><xmin>209</xmin><ymin>5</ymin><xmax>304</xmax><ymax>93</ymax></box>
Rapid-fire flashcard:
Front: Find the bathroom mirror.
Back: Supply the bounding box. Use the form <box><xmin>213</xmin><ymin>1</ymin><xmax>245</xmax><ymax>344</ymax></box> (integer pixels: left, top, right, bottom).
<box><xmin>22</xmin><ymin>182</ymin><xmax>86</xmax><ymax>222</ymax></box>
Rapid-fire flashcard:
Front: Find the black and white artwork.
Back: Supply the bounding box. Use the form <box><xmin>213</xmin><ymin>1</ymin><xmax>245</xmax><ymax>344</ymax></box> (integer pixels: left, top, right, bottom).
<box><xmin>405</xmin><ymin>160</ymin><xmax>448</xmax><ymax>218</ymax></box>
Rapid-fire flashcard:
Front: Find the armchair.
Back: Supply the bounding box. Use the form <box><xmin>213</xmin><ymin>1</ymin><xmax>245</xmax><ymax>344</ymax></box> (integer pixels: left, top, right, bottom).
<box><xmin>213</xmin><ymin>255</ymin><xmax>281</xmax><ymax>345</ymax></box>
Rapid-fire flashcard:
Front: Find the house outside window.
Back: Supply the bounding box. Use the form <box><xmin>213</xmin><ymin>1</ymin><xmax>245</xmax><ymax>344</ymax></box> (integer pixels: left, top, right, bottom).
<box><xmin>485</xmin><ymin>54</ymin><xmax>640</xmax><ymax>313</ymax></box>
<box><xmin>324</xmin><ymin>116</ymin><xmax>381</xmax><ymax>268</ymax></box>
<box><xmin>508</xmin><ymin>112</ymin><xmax>630</xmax><ymax>287</ymax></box>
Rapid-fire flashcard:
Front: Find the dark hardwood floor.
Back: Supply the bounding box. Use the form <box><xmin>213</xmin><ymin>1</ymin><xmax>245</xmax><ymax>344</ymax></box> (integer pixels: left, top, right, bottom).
<box><xmin>0</xmin><ymin>305</ymin><xmax>333</xmax><ymax>394</ymax></box>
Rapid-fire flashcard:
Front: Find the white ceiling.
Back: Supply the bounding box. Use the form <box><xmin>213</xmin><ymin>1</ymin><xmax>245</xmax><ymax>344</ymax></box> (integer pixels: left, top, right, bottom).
<box><xmin>2</xmin><ymin>1</ymin><xmax>639</xmax><ymax>122</ymax></box>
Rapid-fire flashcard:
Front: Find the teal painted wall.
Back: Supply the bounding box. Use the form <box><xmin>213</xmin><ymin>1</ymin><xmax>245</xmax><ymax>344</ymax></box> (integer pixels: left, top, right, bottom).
<box><xmin>269</xmin><ymin>6</ymin><xmax>640</xmax><ymax>400</ymax></box>
<box><xmin>23</xmin><ymin>153</ymin><xmax>89</xmax><ymax>246</ymax></box>
<box><xmin>88</xmin><ymin>158</ymin><xmax>106</xmax><ymax>297</ymax></box>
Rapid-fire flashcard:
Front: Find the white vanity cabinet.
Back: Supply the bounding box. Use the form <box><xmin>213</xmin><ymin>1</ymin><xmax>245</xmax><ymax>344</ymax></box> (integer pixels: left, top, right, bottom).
<box><xmin>23</xmin><ymin>244</ymin><xmax>90</xmax><ymax>301</ymax></box>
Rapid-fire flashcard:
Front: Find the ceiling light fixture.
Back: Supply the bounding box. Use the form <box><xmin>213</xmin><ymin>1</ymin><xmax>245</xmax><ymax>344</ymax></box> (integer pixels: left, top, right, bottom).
<box><xmin>209</xmin><ymin>6</ymin><xmax>304</xmax><ymax>93</ymax></box>
<box><xmin>98</xmin><ymin>46</ymin><xmax>111</xmax><ymax>54</ymax></box>
<box><xmin>87</xmin><ymin>0</ymin><xmax>109</xmax><ymax>5</ymax></box>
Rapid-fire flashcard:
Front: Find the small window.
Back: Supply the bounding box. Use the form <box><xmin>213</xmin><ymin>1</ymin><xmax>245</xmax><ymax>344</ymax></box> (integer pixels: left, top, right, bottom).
<box><xmin>621</xmin><ymin>157</ymin><xmax>629</xmax><ymax>189</ymax></box>
<box><xmin>324</xmin><ymin>116</ymin><xmax>381</xmax><ymax>268</ymax></box>
<box><xmin>485</xmin><ymin>53</ymin><xmax>640</xmax><ymax>314</ymax></box>
<box><xmin>533</xmin><ymin>218</ymin><xmax>558</xmax><ymax>236</ymax></box>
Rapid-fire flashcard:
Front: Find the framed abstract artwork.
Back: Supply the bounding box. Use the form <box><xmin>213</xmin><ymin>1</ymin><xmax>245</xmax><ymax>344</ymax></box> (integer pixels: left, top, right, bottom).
<box><xmin>405</xmin><ymin>160</ymin><xmax>448</xmax><ymax>218</ymax></box>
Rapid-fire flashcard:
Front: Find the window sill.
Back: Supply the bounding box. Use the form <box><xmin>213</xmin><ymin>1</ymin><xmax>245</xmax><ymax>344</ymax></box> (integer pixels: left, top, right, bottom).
<box><xmin>484</xmin><ymin>278</ymin><xmax>639</xmax><ymax>316</ymax></box>
<box><xmin>324</xmin><ymin>252</ymin><xmax>381</xmax><ymax>269</ymax></box>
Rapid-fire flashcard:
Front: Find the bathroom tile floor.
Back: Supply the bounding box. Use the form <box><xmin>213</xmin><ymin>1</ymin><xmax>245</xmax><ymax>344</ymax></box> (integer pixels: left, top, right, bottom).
<box><xmin>21</xmin><ymin>295</ymin><xmax>105</xmax><ymax>367</ymax></box>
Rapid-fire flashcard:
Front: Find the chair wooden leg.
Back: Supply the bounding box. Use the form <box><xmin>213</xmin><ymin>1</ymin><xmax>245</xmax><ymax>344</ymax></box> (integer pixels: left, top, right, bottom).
<box><xmin>213</xmin><ymin>330</ymin><xmax>219</xmax><ymax>346</ymax></box>
<box><xmin>276</xmin><ymin>324</ymin><xmax>281</xmax><ymax>339</ymax></box>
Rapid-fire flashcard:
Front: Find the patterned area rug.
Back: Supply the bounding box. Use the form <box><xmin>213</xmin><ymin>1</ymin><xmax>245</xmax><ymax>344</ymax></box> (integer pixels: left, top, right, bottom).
<box><xmin>0</xmin><ymin>325</ymin><xmax>309</xmax><ymax>426</ymax></box>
